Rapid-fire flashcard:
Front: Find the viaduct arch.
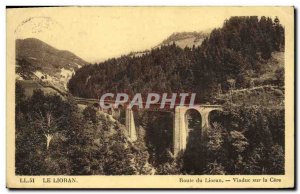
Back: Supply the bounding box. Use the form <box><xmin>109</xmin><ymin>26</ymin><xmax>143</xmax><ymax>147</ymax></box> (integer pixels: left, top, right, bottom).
<box><xmin>173</xmin><ymin>105</ymin><xmax>222</xmax><ymax>156</ymax></box>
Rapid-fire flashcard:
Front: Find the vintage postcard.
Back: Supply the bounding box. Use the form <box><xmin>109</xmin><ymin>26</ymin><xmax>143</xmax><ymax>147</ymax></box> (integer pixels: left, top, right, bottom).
<box><xmin>6</xmin><ymin>6</ymin><xmax>294</xmax><ymax>189</ymax></box>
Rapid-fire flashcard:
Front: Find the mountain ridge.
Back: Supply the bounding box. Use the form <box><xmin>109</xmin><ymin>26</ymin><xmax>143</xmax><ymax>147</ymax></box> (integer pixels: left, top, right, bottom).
<box><xmin>128</xmin><ymin>31</ymin><xmax>209</xmax><ymax>58</ymax></box>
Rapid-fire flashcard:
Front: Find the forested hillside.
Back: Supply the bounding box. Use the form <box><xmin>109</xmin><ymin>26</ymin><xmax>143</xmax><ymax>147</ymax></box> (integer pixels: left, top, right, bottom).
<box><xmin>68</xmin><ymin>16</ymin><xmax>284</xmax><ymax>102</ymax></box>
<box><xmin>16</xmin><ymin>87</ymin><xmax>154</xmax><ymax>175</ymax></box>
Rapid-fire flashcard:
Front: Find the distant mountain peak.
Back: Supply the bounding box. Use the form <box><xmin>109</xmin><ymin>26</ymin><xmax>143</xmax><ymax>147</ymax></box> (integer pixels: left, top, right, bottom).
<box><xmin>155</xmin><ymin>31</ymin><xmax>209</xmax><ymax>49</ymax></box>
<box><xmin>128</xmin><ymin>30</ymin><xmax>209</xmax><ymax>58</ymax></box>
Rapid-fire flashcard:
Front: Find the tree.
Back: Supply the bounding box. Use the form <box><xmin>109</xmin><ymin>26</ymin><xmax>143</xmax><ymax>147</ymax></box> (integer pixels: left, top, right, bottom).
<box><xmin>16</xmin><ymin>58</ymin><xmax>39</xmax><ymax>79</ymax></box>
<box><xmin>83</xmin><ymin>106</ymin><xmax>97</xmax><ymax>123</ymax></box>
<box><xmin>26</xmin><ymin>90</ymin><xmax>73</xmax><ymax>150</ymax></box>
<box><xmin>268</xmin><ymin>144</ymin><xmax>284</xmax><ymax>174</ymax></box>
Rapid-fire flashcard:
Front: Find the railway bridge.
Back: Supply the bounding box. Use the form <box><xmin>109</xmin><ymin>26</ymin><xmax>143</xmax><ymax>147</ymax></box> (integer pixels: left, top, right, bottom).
<box><xmin>74</xmin><ymin>97</ymin><xmax>222</xmax><ymax>156</ymax></box>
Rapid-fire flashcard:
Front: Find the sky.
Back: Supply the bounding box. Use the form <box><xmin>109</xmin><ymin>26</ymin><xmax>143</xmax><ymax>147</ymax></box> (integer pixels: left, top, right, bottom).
<box><xmin>7</xmin><ymin>7</ymin><xmax>288</xmax><ymax>63</ymax></box>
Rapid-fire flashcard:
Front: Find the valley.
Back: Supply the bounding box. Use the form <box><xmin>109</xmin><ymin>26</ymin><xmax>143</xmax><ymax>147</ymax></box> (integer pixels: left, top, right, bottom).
<box><xmin>15</xmin><ymin>16</ymin><xmax>285</xmax><ymax>176</ymax></box>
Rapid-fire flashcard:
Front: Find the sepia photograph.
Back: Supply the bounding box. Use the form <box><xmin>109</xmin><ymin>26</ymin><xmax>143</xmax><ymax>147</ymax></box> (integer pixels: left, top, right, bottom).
<box><xmin>6</xmin><ymin>6</ymin><xmax>294</xmax><ymax>189</ymax></box>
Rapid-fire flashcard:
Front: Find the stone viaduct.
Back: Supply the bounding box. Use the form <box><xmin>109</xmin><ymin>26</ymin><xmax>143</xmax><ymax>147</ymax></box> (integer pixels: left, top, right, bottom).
<box><xmin>74</xmin><ymin>97</ymin><xmax>222</xmax><ymax>156</ymax></box>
